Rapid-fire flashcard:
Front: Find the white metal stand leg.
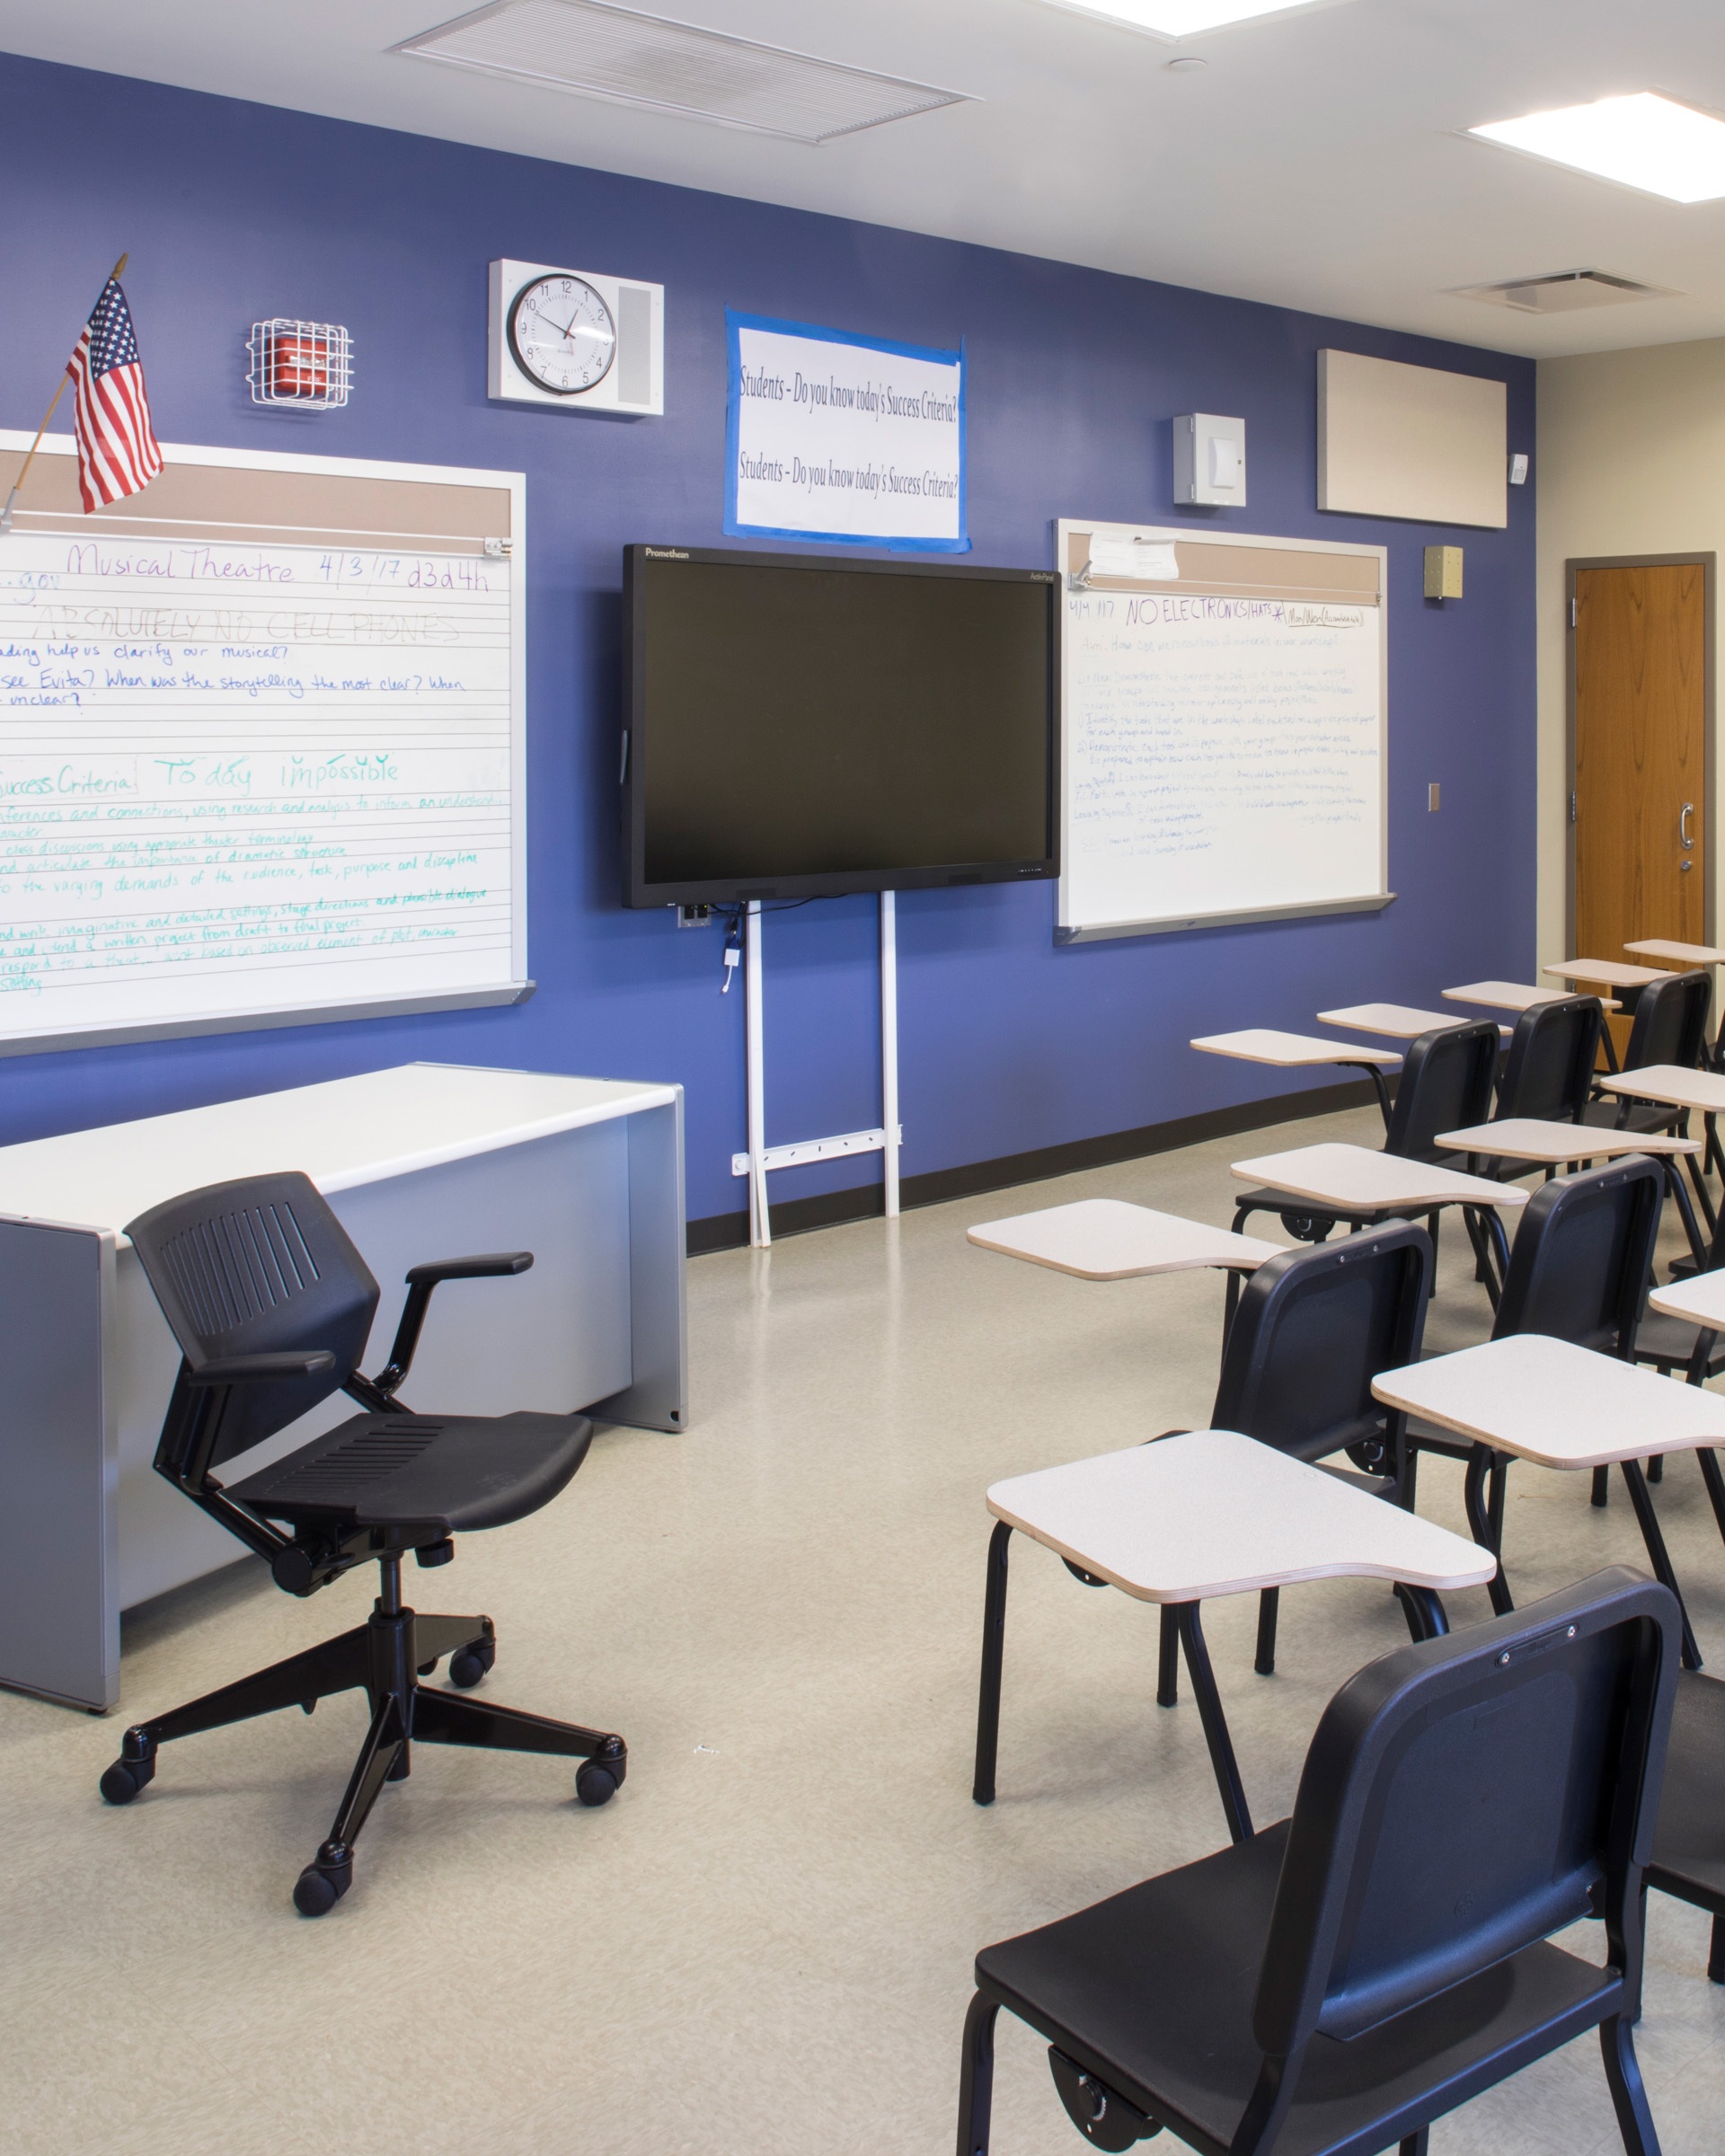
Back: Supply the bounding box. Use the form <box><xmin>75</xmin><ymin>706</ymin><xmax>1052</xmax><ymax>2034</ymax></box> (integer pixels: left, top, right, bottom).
<box><xmin>881</xmin><ymin>890</ymin><xmax>900</xmax><ymax>1220</ymax></box>
<box><xmin>746</xmin><ymin>901</ymin><xmax>769</xmax><ymax>1248</ymax></box>
<box><xmin>737</xmin><ymin>892</ymin><xmax>903</xmax><ymax>1249</ymax></box>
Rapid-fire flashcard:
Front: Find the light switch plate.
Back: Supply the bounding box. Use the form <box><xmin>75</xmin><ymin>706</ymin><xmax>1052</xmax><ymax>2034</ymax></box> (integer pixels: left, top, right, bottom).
<box><xmin>1174</xmin><ymin>413</ymin><xmax>1246</xmax><ymax>506</ymax></box>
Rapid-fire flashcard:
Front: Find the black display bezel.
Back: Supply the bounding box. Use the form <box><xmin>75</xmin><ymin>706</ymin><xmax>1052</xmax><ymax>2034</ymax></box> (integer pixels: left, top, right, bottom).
<box><xmin>620</xmin><ymin>545</ymin><xmax>1061</xmax><ymax>908</ymax></box>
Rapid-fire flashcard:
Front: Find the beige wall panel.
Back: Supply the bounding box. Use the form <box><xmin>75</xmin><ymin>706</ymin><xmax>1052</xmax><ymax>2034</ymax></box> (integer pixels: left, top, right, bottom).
<box><xmin>1535</xmin><ymin>338</ymin><xmax>1725</xmax><ymax>967</ymax></box>
<box><xmin>1318</xmin><ymin>349</ymin><xmax>1507</xmax><ymax>528</ymax></box>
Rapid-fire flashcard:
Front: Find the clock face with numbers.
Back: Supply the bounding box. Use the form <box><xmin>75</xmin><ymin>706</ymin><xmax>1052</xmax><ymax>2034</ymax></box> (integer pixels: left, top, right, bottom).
<box><xmin>507</xmin><ymin>273</ymin><xmax>617</xmax><ymax>395</ymax></box>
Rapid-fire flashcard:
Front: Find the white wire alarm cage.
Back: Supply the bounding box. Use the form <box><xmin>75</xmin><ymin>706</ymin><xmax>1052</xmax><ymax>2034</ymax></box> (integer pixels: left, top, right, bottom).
<box><xmin>246</xmin><ymin>320</ymin><xmax>353</xmax><ymax>409</ymax></box>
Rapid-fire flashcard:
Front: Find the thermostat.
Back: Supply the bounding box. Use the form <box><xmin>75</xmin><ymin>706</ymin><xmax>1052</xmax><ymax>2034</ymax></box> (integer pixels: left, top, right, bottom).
<box><xmin>1174</xmin><ymin>413</ymin><xmax>1246</xmax><ymax>507</ymax></box>
<box><xmin>488</xmin><ymin>259</ymin><xmax>663</xmax><ymax>415</ymax></box>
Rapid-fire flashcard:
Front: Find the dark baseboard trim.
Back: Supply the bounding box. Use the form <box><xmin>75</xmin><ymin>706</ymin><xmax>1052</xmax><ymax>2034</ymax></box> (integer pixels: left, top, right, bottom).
<box><xmin>686</xmin><ymin>1077</ymin><xmax>1376</xmax><ymax>1256</ymax></box>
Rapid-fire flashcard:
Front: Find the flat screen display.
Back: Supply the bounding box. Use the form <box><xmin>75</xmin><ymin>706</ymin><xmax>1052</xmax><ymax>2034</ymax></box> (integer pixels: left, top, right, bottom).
<box><xmin>622</xmin><ymin>546</ymin><xmax>1059</xmax><ymax>905</ymax></box>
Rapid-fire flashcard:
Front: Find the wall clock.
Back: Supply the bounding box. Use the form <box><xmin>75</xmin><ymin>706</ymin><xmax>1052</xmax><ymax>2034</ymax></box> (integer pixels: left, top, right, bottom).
<box><xmin>487</xmin><ymin>259</ymin><xmax>665</xmax><ymax>416</ymax></box>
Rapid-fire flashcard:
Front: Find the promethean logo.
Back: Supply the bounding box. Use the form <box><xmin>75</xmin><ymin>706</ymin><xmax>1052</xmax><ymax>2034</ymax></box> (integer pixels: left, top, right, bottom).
<box><xmin>643</xmin><ymin>547</ymin><xmax>690</xmax><ymax>559</ymax></box>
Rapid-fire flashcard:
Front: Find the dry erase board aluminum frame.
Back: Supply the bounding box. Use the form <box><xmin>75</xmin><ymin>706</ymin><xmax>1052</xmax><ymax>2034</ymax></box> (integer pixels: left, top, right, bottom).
<box><xmin>0</xmin><ymin>431</ymin><xmax>529</xmax><ymax>1055</ymax></box>
<box><xmin>1055</xmin><ymin>519</ymin><xmax>1392</xmax><ymax>943</ymax></box>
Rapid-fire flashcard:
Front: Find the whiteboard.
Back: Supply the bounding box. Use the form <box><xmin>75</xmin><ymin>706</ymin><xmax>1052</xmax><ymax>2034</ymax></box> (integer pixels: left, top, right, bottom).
<box><xmin>1057</xmin><ymin>519</ymin><xmax>1391</xmax><ymax>942</ymax></box>
<box><xmin>0</xmin><ymin>433</ymin><xmax>527</xmax><ymax>1052</ymax></box>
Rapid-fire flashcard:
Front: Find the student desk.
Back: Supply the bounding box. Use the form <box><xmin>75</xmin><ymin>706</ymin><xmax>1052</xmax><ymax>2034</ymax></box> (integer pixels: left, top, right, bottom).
<box><xmin>1542</xmin><ymin>958</ymin><xmax>1675</xmax><ymax>991</ymax></box>
<box><xmin>1373</xmin><ymin>1333</ymin><xmax>1725</xmax><ymax>1669</ymax></box>
<box><xmin>1191</xmin><ymin>1029</ymin><xmax>1401</xmax><ymax>1126</ymax></box>
<box><xmin>1318</xmin><ymin>1003</ymin><xmax>1508</xmax><ymax>1041</ymax></box>
<box><xmin>0</xmin><ymin>1063</ymin><xmax>686</xmax><ymax>1712</ymax></box>
<box><xmin>1229</xmin><ymin>1142</ymin><xmax>1526</xmax><ymax>1219</ymax></box>
<box><xmin>1443</xmin><ymin>979</ymin><xmax>1623</xmax><ymax>1014</ymax></box>
<box><xmin>977</xmin><ymin>1429</ymin><xmax>1495</xmax><ymax>1841</ymax></box>
<box><xmin>1435</xmin><ymin>1118</ymin><xmax>1699</xmax><ymax>1168</ymax></box>
<box><xmin>968</xmin><ymin>1200</ymin><xmax>1280</xmax><ymax>1279</ymax></box>
<box><xmin>1625</xmin><ymin>939</ymin><xmax>1725</xmax><ymax>968</ymax></box>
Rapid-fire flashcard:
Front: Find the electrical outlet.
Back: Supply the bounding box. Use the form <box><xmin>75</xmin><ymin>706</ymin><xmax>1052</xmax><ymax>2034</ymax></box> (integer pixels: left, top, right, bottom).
<box><xmin>676</xmin><ymin>905</ymin><xmax>713</xmax><ymax>928</ymax></box>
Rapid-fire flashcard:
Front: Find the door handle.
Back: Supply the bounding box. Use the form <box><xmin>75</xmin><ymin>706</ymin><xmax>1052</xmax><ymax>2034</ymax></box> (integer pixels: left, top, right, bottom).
<box><xmin>1681</xmin><ymin>801</ymin><xmax>1695</xmax><ymax>851</ymax></box>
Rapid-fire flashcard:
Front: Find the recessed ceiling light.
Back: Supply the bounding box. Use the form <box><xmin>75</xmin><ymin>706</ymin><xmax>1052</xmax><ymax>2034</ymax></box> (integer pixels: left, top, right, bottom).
<box><xmin>1041</xmin><ymin>0</ymin><xmax>1335</xmax><ymax>38</ymax></box>
<box><xmin>1468</xmin><ymin>92</ymin><xmax>1725</xmax><ymax>204</ymax></box>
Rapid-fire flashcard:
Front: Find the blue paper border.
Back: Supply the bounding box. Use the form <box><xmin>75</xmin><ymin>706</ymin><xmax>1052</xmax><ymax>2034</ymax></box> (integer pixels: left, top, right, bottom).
<box><xmin>723</xmin><ymin>309</ymin><xmax>969</xmax><ymax>553</ymax></box>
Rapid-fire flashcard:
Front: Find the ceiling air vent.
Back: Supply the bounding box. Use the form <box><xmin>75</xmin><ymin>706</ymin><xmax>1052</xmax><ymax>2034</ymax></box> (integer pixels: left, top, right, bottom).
<box><xmin>1452</xmin><ymin>270</ymin><xmax>1680</xmax><ymax>314</ymax></box>
<box><xmin>395</xmin><ymin>0</ymin><xmax>973</xmax><ymax>144</ymax></box>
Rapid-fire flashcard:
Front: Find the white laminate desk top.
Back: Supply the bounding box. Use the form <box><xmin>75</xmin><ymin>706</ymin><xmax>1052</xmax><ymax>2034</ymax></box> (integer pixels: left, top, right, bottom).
<box><xmin>1372</xmin><ymin>1334</ymin><xmax>1725</xmax><ymax>1470</ymax></box>
<box><xmin>1625</xmin><ymin>939</ymin><xmax>1725</xmax><ymax>968</ymax></box>
<box><xmin>1596</xmin><ymin>1065</ymin><xmax>1725</xmax><ymax>1116</ymax></box>
<box><xmin>1436</xmin><ymin>1119</ymin><xmax>1700</xmax><ymax>1163</ymax></box>
<box><xmin>1542</xmin><ymin>959</ymin><xmax>1675</xmax><ymax>989</ymax></box>
<box><xmin>0</xmin><ymin>1064</ymin><xmax>679</xmax><ymax>1236</ymax></box>
<box><xmin>1191</xmin><ymin>1029</ymin><xmax>1402</xmax><ymax>1069</ymax></box>
<box><xmin>1445</xmin><ymin>979</ymin><xmax>1620</xmax><ymax>1013</ymax></box>
<box><xmin>1230</xmin><ymin>1142</ymin><xmax>1528</xmax><ymax>1212</ymax></box>
<box><xmin>968</xmin><ymin>1199</ymin><xmax>1283</xmax><ymax>1279</ymax></box>
<box><xmin>1649</xmin><ymin>1270</ymin><xmax>1725</xmax><ymax>1330</ymax></box>
<box><xmin>1318</xmin><ymin>1003</ymin><xmax>1484</xmax><ymax>1040</ymax></box>
<box><xmin>986</xmin><ymin>1428</ymin><xmax>1496</xmax><ymax>1604</ymax></box>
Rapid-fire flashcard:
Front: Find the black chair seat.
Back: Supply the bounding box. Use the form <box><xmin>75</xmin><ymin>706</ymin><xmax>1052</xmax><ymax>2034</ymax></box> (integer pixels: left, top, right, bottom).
<box><xmin>225</xmin><ymin>1410</ymin><xmax>593</xmax><ymax>1537</ymax></box>
<box><xmin>978</xmin><ymin>1820</ymin><xmax>1614</xmax><ymax>2156</ymax></box>
<box><xmin>1580</xmin><ymin>1100</ymin><xmax>1680</xmax><ymax>1135</ymax></box>
<box><xmin>1632</xmin><ymin>1311</ymin><xmax>1725</xmax><ymax>1381</ymax></box>
<box><xmin>1650</xmin><ymin>1670</ymin><xmax>1725</xmax><ymax>1919</ymax></box>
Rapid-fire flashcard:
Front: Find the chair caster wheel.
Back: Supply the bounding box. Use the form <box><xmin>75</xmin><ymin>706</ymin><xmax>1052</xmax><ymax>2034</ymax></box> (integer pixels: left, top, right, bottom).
<box><xmin>576</xmin><ymin>1762</ymin><xmax>618</xmax><ymax>1807</ymax></box>
<box><xmin>448</xmin><ymin>1641</ymin><xmax>495</xmax><ymax>1689</ymax></box>
<box><xmin>100</xmin><ymin>1755</ymin><xmax>153</xmax><ymax>1805</ymax></box>
<box><xmin>294</xmin><ymin>1842</ymin><xmax>353</xmax><ymax>1916</ymax></box>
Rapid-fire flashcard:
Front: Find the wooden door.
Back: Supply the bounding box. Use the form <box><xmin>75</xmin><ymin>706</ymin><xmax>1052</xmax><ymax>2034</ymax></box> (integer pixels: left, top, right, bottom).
<box><xmin>1573</xmin><ymin>563</ymin><xmax>1708</xmax><ymax>1004</ymax></box>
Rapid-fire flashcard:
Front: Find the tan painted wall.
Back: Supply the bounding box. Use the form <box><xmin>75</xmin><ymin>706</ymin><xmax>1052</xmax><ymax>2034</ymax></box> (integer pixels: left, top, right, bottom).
<box><xmin>1536</xmin><ymin>340</ymin><xmax>1725</xmax><ymax>964</ymax></box>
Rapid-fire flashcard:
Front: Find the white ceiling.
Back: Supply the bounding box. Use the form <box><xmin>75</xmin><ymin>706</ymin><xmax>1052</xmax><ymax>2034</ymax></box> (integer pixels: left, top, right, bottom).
<box><xmin>8</xmin><ymin>0</ymin><xmax>1725</xmax><ymax>356</ymax></box>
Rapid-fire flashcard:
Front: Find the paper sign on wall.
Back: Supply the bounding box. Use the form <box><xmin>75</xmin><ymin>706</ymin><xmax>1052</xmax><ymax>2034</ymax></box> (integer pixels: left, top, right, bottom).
<box><xmin>724</xmin><ymin>310</ymin><xmax>967</xmax><ymax>551</ymax></box>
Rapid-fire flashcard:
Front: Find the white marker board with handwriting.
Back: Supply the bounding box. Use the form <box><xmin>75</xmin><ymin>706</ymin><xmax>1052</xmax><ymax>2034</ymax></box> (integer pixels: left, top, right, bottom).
<box><xmin>0</xmin><ymin>435</ymin><xmax>526</xmax><ymax>1051</ymax></box>
<box><xmin>1056</xmin><ymin>519</ymin><xmax>1391</xmax><ymax>941</ymax></box>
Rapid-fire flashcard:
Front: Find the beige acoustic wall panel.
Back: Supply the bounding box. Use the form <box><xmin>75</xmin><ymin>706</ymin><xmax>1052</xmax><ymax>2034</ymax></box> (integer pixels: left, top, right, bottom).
<box><xmin>1318</xmin><ymin>349</ymin><xmax>1507</xmax><ymax>529</ymax></box>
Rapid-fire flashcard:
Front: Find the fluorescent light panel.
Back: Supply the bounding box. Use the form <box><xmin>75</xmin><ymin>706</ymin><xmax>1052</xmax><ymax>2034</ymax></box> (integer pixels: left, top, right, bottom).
<box><xmin>1469</xmin><ymin>92</ymin><xmax>1725</xmax><ymax>204</ymax></box>
<box><xmin>1041</xmin><ymin>0</ymin><xmax>1331</xmax><ymax>35</ymax></box>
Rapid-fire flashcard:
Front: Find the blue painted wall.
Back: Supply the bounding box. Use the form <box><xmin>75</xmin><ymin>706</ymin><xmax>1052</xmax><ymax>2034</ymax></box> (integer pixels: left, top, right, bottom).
<box><xmin>0</xmin><ymin>53</ymin><xmax>1535</xmax><ymax>1226</ymax></box>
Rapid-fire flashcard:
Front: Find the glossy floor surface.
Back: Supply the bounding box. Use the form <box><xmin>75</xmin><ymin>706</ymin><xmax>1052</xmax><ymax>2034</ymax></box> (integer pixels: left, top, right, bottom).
<box><xmin>3</xmin><ymin>1100</ymin><xmax>1722</xmax><ymax>2155</ymax></box>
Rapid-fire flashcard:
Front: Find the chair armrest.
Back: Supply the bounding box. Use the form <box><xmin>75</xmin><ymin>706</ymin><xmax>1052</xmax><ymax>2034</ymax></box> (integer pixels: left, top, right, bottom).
<box><xmin>187</xmin><ymin>1350</ymin><xmax>336</xmax><ymax>1386</ymax></box>
<box><xmin>375</xmin><ymin>1252</ymin><xmax>535</xmax><ymax>1397</ymax></box>
<box><xmin>405</xmin><ymin>1252</ymin><xmax>534</xmax><ymax>1286</ymax></box>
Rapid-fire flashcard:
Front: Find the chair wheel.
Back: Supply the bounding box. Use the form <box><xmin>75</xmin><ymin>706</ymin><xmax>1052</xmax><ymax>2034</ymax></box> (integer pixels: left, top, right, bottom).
<box><xmin>576</xmin><ymin>1763</ymin><xmax>618</xmax><ymax>1807</ymax></box>
<box><xmin>448</xmin><ymin>1640</ymin><xmax>495</xmax><ymax>1689</ymax></box>
<box><xmin>294</xmin><ymin>1842</ymin><xmax>353</xmax><ymax>1916</ymax></box>
<box><xmin>417</xmin><ymin>1659</ymin><xmax>438</xmax><ymax>1675</ymax></box>
<box><xmin>100</xmin><ymin>1758</ymin><xmax>151</xmax><ymax>1805</ymax></box>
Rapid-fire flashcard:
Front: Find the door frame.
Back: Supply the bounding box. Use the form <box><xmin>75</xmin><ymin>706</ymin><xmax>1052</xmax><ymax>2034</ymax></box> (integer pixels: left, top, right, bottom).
<box><xmin>1565</xmin><ymin>551</ymin><xmax>1717</xmax><ymax>952</ymax></box>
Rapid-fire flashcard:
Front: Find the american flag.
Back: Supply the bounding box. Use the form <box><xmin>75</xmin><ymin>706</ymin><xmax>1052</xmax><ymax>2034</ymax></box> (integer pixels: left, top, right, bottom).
<box><xmin>65</xmin><ymin>278</ymin><xmax>162</xmax><ymax>512</ymax></box>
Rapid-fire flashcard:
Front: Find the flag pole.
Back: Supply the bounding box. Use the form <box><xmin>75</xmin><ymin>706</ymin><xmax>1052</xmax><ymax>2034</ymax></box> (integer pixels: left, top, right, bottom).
<box><xmin>0</xmin><ymin>252</ymin><xmax>128</xmax><ymax>535</ymax></box>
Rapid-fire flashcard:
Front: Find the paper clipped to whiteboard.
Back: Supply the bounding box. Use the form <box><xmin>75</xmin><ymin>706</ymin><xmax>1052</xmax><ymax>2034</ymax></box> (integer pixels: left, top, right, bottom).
<box><xmin>0</xmin><ymin>434</ymin><xmax>527</xmax><ymax>1050</ymax></box>
<box><xmin>1057</xmin><ymin>519</ymin><xmax>1390</xmax><ymax>941</ymax></box>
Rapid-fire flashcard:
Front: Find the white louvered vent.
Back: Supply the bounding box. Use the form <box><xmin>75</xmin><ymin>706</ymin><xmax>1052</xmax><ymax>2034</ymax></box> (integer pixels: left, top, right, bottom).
<box><xmin>1452</xmin><ymin>270</ymin><xmax>1679</xmax><ymax>315</ymax></box>
<box><xmin>396</xmin><ymin>0</ymin><xmax>972</xmax><ymax>144</ymax></box>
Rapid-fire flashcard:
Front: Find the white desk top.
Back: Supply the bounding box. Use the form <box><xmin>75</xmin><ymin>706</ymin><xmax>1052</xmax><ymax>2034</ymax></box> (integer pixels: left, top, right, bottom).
<box><xmin>1596</xmin><ymin>1065</ymin><xmax>1725</xmax><ymax>1116</ymax></box>
<box><xmin>1625</xmin><ymin>939</ymin><xmax>1725</xmax><ymax>968</ymax></box>
<box><xmin>986</xmin><ymin>1428</ymin><xmax>1495</xmax><ymax>1604</ymax></box>
<box><xmin>1319</xmin><ymin>1003</ymin><xmax>1508</xmax><ymax>1042</ymax></box>
<box><xmin>1192</xmin><ymin>1029</ymin><xmax>1402</xmax><ymax>1070</ymax></box>
<box><xmin>968</xmin><ymin>1199</ymin><xmax>1283</xmax><ymax>1279</ymax></box>
<box><xmin>1445</xmin><ymin>979</ymin><xmax>1620</xmax><ymax>1014</ymax></box>
<box><xmin>1231</xmin><ymin>1142</ymin><xmax>1529</xmax><ymax>1212</ymax></box>
<box><xmin>0</xmin><ymin>1064</ymin><xmax>678</xmax><ymax>1237</ymax></box>
<box><xmin>1372</xmin><ymin>1334</ymin><xmax>1725</xmax><ymax>1469</ymax></box>
<box><xmin>1648</xmin><ymin>1271</ymin><xmax>1725</xmax><ymax>1330</ymax></box>
<box><xmin>1543</xmin><ymin>958</ymin><xmax>1674</xmax><ymax>990</ymax></box>
<box><xmin>1436</xmin><ymin>1119</ymin><xmax>1700</xmax><ymax>1163</ymax></box>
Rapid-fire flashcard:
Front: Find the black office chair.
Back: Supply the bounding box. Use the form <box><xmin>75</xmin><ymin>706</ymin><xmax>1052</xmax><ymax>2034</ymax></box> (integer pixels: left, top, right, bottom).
<box><xmin>1231</xmin><ymin>1021</ymin><xmax>1501</xmax><ymax>1287</ymax></box>
<box><xmin>97</xmin><ymin>1171</ymin><xmax>627</xmax><ymax>1916</ymax></box>
<box><xmin>958</xmin><ymin>1568</ymin><xmax>1678</xmax><ymax>2156</ymax></box>
<box><xmin>1208</xmin><ymin>1223</ymin><xmax>1431</xmax><ymax>1681</ymax></box>
<box><xmin>1648</xmin><ymin>1670</ymin><xmax>1725</xmax><ymax>1986</ymax></box>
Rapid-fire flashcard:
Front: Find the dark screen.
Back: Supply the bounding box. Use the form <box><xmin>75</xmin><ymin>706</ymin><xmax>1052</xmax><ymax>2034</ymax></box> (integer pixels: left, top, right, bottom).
<box><xmin>636</xmin><ymin>557</ymin><xmax>1053</xmax><ymax>892</ymax></box>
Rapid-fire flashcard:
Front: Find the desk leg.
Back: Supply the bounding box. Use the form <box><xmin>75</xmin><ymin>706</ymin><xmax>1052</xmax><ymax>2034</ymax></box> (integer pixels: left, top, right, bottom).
<box><xmin>973</xmin><ymin>1521</ymin><xmax>1012</xmax><ymax>1805</ymax></box>
<box><xmin>1620</xmin><ymin>1459</ymin><xmax>1703</xmax><ymax>1672</ymax></box>
<box><xmin>1349</xmin><ymin>1063</ymin><xmax>1394</xmax><ymax>1133</ymax></box>
<box><xmin>1393</xmin><ymin>1584</ymin><xmax>1449</xmax><ymax>1641</ymax></box>
<box><xmin>1465</xmin><ymin>1445</ymin><xmax>1515</xmax><ymax>1616</ymax></box>
<box><xmin>1695</xmin><ymin>1447</ymin><xmax>1725</xmax><ymax>1547</ymax></box>
<box><xmin>1663</xmin><ymin>1161</ymin><xmax>1710</xmax><ymax>1272</ymax></box>
<box><xmin>590</xmin><ymin>1098</ymin><xmax>688</xmax><ymax>1434</ymax></box>
<box><xmin>1174</xmin><ymin>1602</ymin><xmax>1252</xmax><ymax>1845</ymax></box>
